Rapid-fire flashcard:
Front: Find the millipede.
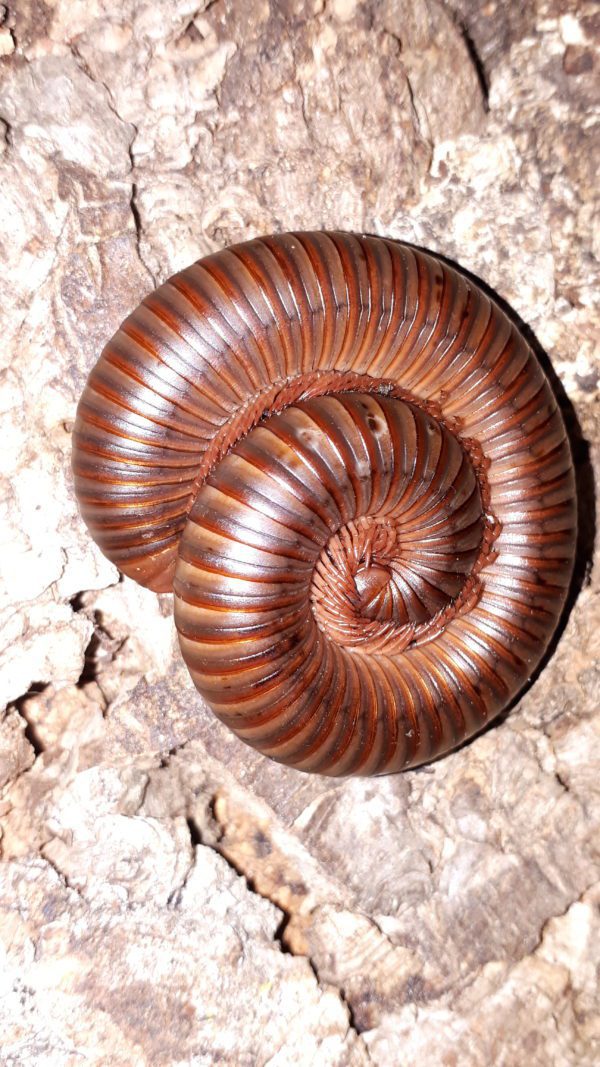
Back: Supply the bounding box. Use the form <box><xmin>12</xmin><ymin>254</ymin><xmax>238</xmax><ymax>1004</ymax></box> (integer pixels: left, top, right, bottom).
<box><xmin>72</xmin><ymin>231</ymin><xmax>576</xmax><ymax>776</ymax></box>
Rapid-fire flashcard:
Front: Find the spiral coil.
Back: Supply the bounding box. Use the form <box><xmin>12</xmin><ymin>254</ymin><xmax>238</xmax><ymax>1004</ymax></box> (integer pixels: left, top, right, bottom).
<box><xmin>73</xmin><ymin>232</ymin><xmax>576</xmax><ymax>775</ymax></box>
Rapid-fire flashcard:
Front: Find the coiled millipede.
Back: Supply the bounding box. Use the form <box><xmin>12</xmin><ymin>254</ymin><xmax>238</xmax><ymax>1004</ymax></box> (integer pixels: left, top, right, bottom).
<box><xmin>73</xmin><ymin>232</ymin><xmax>576</xmax><ymax>776</ymax></box>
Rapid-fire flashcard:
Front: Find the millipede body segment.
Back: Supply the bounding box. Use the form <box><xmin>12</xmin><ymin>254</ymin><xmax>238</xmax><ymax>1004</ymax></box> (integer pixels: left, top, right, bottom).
<box><xmin>73</xmin><ymin>232</ymin><xmax>576</xmax><ymax>775</ymax></box>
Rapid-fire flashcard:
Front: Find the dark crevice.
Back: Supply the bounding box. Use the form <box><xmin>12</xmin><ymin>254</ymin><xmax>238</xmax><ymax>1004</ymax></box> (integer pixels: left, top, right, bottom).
<box><xmin>554</xmin><ymin>770</ymin><xmax>571</xmax><ymax>794</ymax></box>
<box><xmin>159</xmin><ymin>747</ymin><xmax>179</xmax><ymax>769</ymax></box>
<box><xmin>129</xmin><ymin>173</ymin><xmax>140</xmax><ymax>230</ymax></box>
<box><xmin>69</xmin><ymin>591</ymin><xmax>86</xmax><ymax>614</ymax></box>
<box><xmin>206</xmin><ymin>802</ymin><xmax>368</xmax><ymax>1044</ymax></box>
<box><xmin>130</xmin><ymin>182</ymin><xmax>142</xmax><ymax>238</ymax></box>
<box><xmin>339</xmin><ymin>987</ymin><xmax>366</xmax><ymax>1038</ymax></box>
<box><xmin>65</xmin><ymin>42</ymin><xmax>155</xmax><ymax>286</ymax></box>
<box><xmin>207</xmin><ymin>799</ymin><xmax>296</xmax><ymax>937</ymax></box>
<box><xmin>294</xmin><ymin>936</ymin><xmax>367</xmax><ymax>1039</ymax></box>
<box><xmin>273</xmin><ymin>911</ymin><xmax>295</xmax><ymax>954</ymax></box>
<box><xmin>69</xmin><ymin>595</ymin><xmax>123</xmax><ymax>692</ymax></box>
<box><xmin>129</xmin><ymin>177</ymin><xmax>157</xmax><ymax>285</ymax></box>
<box><xmin>11</xmin><ymin>682</ymin><xmax>48</xmax><ymax>757</ymax></box>
<box><xmin>39</xmin><ymin>847</ymin><xmax>85</xmax><ymax>900</ymax></box>
<box><xmin>182</xmin><ymin>19</ymin><xmax>205</xmax><ymax>43</ymax></box>
<box><xmin>75</xmin><ymin>625</ymin><xmax>104</xmax><ymax>688</ymax></box>
<box><xmin>458</xmin><ymin>20</ymin><xmax>490</xmax><ymax>111</ymax></box>
<box><xmin>179</xmin><ymin>1</ymin><xmax>222</xmax><ymax>44</ymax></box>
<box><xmin>442</xmin><ymin>2</ymin><xmax>491</xmax><ymax>111</ymax></box>
<box><xmin>273</xmin><ymin>913</ymin><xmax>366</xmax><ymax>1038</ymax></box>
<box><xmin>21</xmin><ymin>715</ymin><xmax>45</xmax><ymax>758</ymax></box>
<box><xmin>0</xmin><ymin>118</ymin><xmax>12</xmax><ymax>150</ymax></box>
<box><xmin>186</xmin><ymin>814</ymin><xmax>203</xmax><ymax>847</ymax></box>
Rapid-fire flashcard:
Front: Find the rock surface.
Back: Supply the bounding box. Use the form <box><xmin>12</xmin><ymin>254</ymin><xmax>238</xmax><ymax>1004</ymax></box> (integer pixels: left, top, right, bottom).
<box><xmin>0</xmin><ymin>1</ymin><xmax>598</xmax><ymax>1064</ymax></box>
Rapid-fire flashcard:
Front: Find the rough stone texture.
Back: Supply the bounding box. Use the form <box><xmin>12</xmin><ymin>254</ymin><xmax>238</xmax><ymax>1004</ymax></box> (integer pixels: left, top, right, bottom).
<box><xmin>0</xmin><ymin>0</ymin><xmax>598</xmax><ymax>1064</ymax></box>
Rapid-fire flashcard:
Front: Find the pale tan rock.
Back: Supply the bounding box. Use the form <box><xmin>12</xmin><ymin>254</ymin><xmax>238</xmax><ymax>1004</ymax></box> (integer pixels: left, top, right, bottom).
<box><xmin>0</xmin><ymin>26</ymin><xmax>14</xmax><ymax>56</ymax></box>
<box><xmin>0</xmin><ymin>0</ymin><xmax>598</xmax><ymax>1063</ymax></box>
<box><xmin>0</xmin><ymin>596</ymin><xmax>93</xmax><ymax>708</ymax></box>
<box><xmin>0</xmin><ymin>707</ymin><xmax>34</xmax><ymax>791</ymax></box>
<box><xmin>0</xmin><ymin>854</ymin><xmax>368</xmax><ymax>1066</ymax></box>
